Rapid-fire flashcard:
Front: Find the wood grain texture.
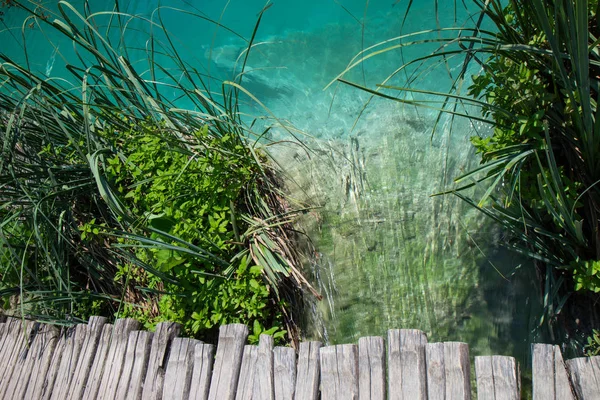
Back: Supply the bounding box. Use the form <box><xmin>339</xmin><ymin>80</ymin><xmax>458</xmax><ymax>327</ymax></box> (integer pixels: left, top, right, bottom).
<box><xmin>425</xmin><ymin>342</ymin><xmax>471</xmax><ymax>400</ymax></box>
<box><xmin>532</xmin><ymin>343</ymin><xmax>575</xmax><ymax>400</ymax></box>
<box><xmin>475</xmin><ymin>356</ymin><xmax>520</xmax><ymax>400</ymax></box>
<box><xmin>189</xmin><ymin>343</ymin><xmax>215</xmax><ymax>400</ymax></box>
<box><xmin>23</xmin><ymin>325</ymin><xmax>60</xmax><ymax>400</ymax></box>
<box><xmin>68</xmin><ymin>316</ymin><xmax>108</xmax><ymax>400</ymax></box>
<box><xmin>49</xmin><ymin>324</ymin><xmax>87</xmax><ymax>400</ymax></box>
<box><xmin>14</xmin><ymin>325</ymin><xmax>59</xmax><ymax>400</ymax></box>
<box><xmin>358</xmin><ymin>336</ymin><xmax>386</xmax><ymax>400</ymax></box>
<box><xmin>235</xmin><ymin>345</ymin><xmax>258</xmax><ymax>400</ymax></box>
<box><xmin>274</xmin><ymin>347</ymin><xmax>296</xmax><ymax>400</ymax></box>
<box><xmin>253</xmin><ymin>334</ymin><xmax>275</xmax><ymax>400</ymax></box>
<box><xmin>141</xmin><ymin>321</ymin><xmax>182</xmax><ymax>400</ymax></box>
<box><xmin>116</xmin><ymin>330</ymin><xmax>153</xmax><ymax>400</ymax></box>
<box><xmin>387</xmin><ymin>329</ymin><xmax>428</xmax><ymax>400</ymax></box>
<box><xmin>0</xmin><ymin>319</ymin><xmax>33</xmax><ymax>395</ymax></box>
<box><xmin>294</xmin><ymin>341</ymin><xmax>321</xmax><ymax>400</ymax></box>
<box><xmin>320</xmin><ymin>344</ymin><xmax>359</xmax><ymax>400</ymax></box>
<box><xmin>208</xmin><ymin>324</ymin><xmax>248</xmax><ymax>400</ymax></box>
<box><xmin>83</xmin><ymin>323</ymin><xmax>114</xmax><ymax>400</ymax></box>
<box><xmin>162</xmin><ymin>337</ymin><xmax>201</xmax><ymax>400</ymax></box>
<box><xmin>566</xmin><ymin>356</ymin><xmax>600</xmax><ymax>400</ymax></box>
<box><xmin>2</xmin><ymin>321</ymin><xmax>38</xmax><ymax>399</ymax></box>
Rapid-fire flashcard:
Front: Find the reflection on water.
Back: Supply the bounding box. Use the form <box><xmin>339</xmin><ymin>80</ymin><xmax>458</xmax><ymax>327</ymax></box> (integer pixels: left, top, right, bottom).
<box><xmin>0</xmin><ymin>0</ymin><xmax>545</xmax><ymax>364</ymax></box>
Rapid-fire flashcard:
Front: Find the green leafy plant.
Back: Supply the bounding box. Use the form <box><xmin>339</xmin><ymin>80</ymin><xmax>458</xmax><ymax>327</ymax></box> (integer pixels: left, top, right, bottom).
<box><xmin>0</xmin><ymin>0</ymin><xmax>312</xmax><ymax>343</ymax></box>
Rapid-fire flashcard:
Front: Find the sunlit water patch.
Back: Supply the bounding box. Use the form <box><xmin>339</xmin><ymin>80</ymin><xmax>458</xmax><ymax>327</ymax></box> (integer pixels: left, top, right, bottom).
<box><xmin>1</xmin><ymin>0</ymin><xmax>545</xmax><ymax>364</ymax></box>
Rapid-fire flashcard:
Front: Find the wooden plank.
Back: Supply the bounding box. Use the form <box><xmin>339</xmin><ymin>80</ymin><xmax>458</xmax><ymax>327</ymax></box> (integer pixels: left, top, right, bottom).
<box><xmin>24</xmin><ymin>325</ymin><xmax>60</xmax><ymax>400</ymax></box>
<box><xmin>445</xmin><ymin>342</ymin><xmax>471</xmax><ymax>400</ymax></box>
<box><xmin>68</xmin><ymin>316</ymin><xmax>108</xmax><ymax>400</ymax></box>
<box><xmin>235</xmin><ymin>345</ymin><xmax>259</xmax><ymax>400</ymax></box>
<box><xmin>115</xmin><ymin>330</ymin><xmax>153</xmax><ymax>400</ymax></box>
<box><xmin>427</xmin><ymin>342</ymin><xmax>470</xmax><ymax>400</ymax></box>
<box><xmin>97</xmin><ymin>318</ymin><xmax>141</xmax><ymax>400</ymax></box>
<box><xmin>359</xmin><ymin>336</ymin><xmax>386</xmax><ymax>400</ymax></box>
<box><xmin>14</xmin><ymin>324</ymin><xmax>59</xmax><ymax>399</ymax></box>
<box><xmin>566</xmin><ymin>356</ymin><xmax>600</xmax><ymax>399</ymax></box>
<box><xmin>0</xmin><ymin>319</ymin><xmax>32</xmax><ymax>393</ymax></box>
<box><xmin>1</xmin><ymin>320</ymin><xmax>38</xmax><ymax>399</ymax></box>
<box><xmin>141</xmin><ymin>321</ymin><xmax>182</xmax><ymax>400</ymax></box>
<box><xmin>3</xmin><ymin>321</ymin><xmax>40</xmax><ymax>399</ymax></box>
<box><xmin>49</xmin><ymin>324</ymin><xmax>87</xmax><ymax>400</ymax></box>
<box><xmin>532</xmin><ymin>344</ymin><xmax>575</xmax><ymax>400</ymax></box>
<box><xmin>475</xmin><ymin>356</ymin><xmax>520</xmax><ymax>400</ymax></box>
<box><xmin>387</xmin><ymin>329</ymin><xmax>428</xmax><ymax>400</ymax></box>
<box><xmin>274</xmin><ymin>347</ymin><xmax>296</xmax><ymax>400</ymax></box>
<box><xmin>253</xmin><ymin>334</ymin><xmax>275</xmax><ymax>400</ymax></box>
<box><xmin>83</xmin><ymin>323</ymin><xmax>114</xmax><ymax>400</ymax></box>
<box><xmin>162</xmin><ymin>337</ymin><xmax>201</xmax><ymax>400</ymax></box>
<box><xmin>320</xmin><ymin>344</ymin><xmax>359</xmax><ymax>400</ymax></box>
<box><xmin>294</xmin><ymin>341</ymin><xmax>321</xmax><ymax>400</ymax></box>
<box><xmin>207</xmin><ymin>324</ymin><xmax>249</xmax><ymax>400</ymax></box>
<box><xmin>189</xmin><ymin>343</ymin><xmax>215</xmax><ymax>400</ymax></box>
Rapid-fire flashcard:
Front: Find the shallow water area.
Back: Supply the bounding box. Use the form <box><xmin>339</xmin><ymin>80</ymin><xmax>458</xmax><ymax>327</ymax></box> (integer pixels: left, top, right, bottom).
<box><xmin>0</xmin><ymin>0</ymin><xmax>545</xmax><ymax>365</ymax></box>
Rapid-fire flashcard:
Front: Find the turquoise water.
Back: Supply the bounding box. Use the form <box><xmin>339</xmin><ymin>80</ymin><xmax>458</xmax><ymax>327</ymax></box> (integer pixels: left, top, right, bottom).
<box><xmin>1</xmin><ymin>0</ymin><xmax>545</xmax><ymax>364</ymax></box>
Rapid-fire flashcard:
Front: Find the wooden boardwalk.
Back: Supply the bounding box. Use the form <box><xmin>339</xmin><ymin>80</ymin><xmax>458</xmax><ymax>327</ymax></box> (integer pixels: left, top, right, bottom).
<box><xmin>0</xmin><ymin>316</ymin><xmax>598</xmax><ymax>399</ymax></box>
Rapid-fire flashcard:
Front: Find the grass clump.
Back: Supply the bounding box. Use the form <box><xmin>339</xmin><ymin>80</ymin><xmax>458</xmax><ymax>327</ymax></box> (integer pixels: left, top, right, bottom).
<box><xmin>0</xmin><ymin>1</ymin><xmax>312</xmax><ymax>344</ymax></box>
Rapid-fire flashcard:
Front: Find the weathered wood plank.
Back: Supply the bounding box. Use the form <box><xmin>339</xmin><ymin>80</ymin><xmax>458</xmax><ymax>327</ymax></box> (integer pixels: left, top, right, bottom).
<box><xmin>274</xmin><ymin>347</ymin><xmax>296</xmax><ymax>400</ymax></box>
<box><xmin>49</xmin><ymin>324</ymin><xmax>87</xmax><ymax>400</ymax></box>
<box><xmin>208</xmin><ymin>324</ymin><xmax>249</xmax><ymax>400</ymax></box>
<box><xmin>320</xmin><ymin>344</ymin><xmax>359</xmax><ymax>400</ymax></box>
<box><xmin>254</xmin><ymin>334</ymin><xmax>275</xmax><ymax>400</ymax></box>
<box><xmin>24</xmin><ymin>325</ymin><xmax>60</xmax><ymax>400</ymax></box>
<box><xmin>236</xmin><ymin>345</ymin><xmax>259</xmax><ymax>400</ymax></box>
<box><xmin>162</xmin><ymin>337</ymin><xmax>200</xmax><ymax>400</ymax></box>
<box><xmin>68</xmin><ymin>316</ymin><xmax>108</xmax><ymax>400</ymax></box>
<box><xmin>15</xmin><ymin>324</ymin><xmax>59</xmax><ymax>399</ymax></box>
<box><xmin>5</xmin><ymin>322</ymin><xmax>43</xmax><ymax>399</ymax></box>
<box><xmin>475</xmin><ymin>356</ymin><xmax>520</xmax><ymax>400</ymax></box>
<box><xmin>388</xmin><ymin>329</ymin><xmax>428</xmax><ymax>400</ymax></box>
<box><xmin>115</xmin><ymin>330</ymin><xmax>153</xmax><ymax>400</ymax></box>
<box><xmin>532</xmin><ymin>344</ymin><xmax>575</xmax><ymax>400</ymax></box>
<box><xmin>426</xmin><ymin>342</ymin><xmax>471</xmax><ymax>400</ymax></box>
<box><xmin>566</xmin><ymin>356</ymin><xmax>600</xmax><ymax>400</ymax></box>
<box><xmin>83</xmin><ymin>323</ymin><xmax>114</xmax><ymax>400</ymax></box>
<box><xmin>189</xmin><ymin>343</ymin><xmax>215</xmax><ymax>400</ymax></box>
<box><xmin>97</xmin><ymin>318</ymin><xmax>141</xmax><ymax>400</ymax></box>
<box><xmin>294</xmin><ymin>341</ymin><xmax>321</xmax><ymax>400</ymax></box>
<box><xmin>0</xmin><ymin>319</ymin><xmax>32</xmax><ymax>394</ymax></box>
<box><xmin>359</xmin><ymin>336</ymin><xmax>386</xmax><ymax>400</ymax></box>
<box><xmin>141</xmin><ymin>321</ymin><xmax>182</xmax><ymax>400</ymax></box>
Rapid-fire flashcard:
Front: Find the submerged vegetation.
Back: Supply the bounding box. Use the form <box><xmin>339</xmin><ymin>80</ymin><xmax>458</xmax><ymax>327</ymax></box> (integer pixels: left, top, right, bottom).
<box><xmin>0</xmin><ymin>1</ymin><xmax>314</xmax><ymax>343</ymax></box>
<box><xmin>334</xmin><ymin>0</ymin><xmax>600</xmax><ymax>346</ymax></box>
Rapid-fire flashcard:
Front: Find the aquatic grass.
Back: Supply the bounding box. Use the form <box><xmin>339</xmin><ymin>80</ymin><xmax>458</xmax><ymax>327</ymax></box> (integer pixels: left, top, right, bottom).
<box><xmin>0</xmin><ymin>0</ymin><xmax>313</xmax><ymax>340</ymax></box>
<box><xmin>333</xmin><ymin>0</ymin><xmax>600</xmax><ymax>342</ymax></box>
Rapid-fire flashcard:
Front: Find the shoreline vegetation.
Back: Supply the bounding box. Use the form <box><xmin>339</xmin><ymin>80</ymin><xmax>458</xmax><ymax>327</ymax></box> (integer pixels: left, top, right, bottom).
<box><xmin>333</xmin><ymin>0</ymin><xmax>600</xmax><ymax>353</ymax></box>
<box><xmin>2</xmin><ymin>0</ymin><xmax>600</xmax><ymax>357</ymax></box>
<box><xmin>0</xmin><ymin>1</ymin><xmax>318</xmax><ymax>346</ymax></box>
